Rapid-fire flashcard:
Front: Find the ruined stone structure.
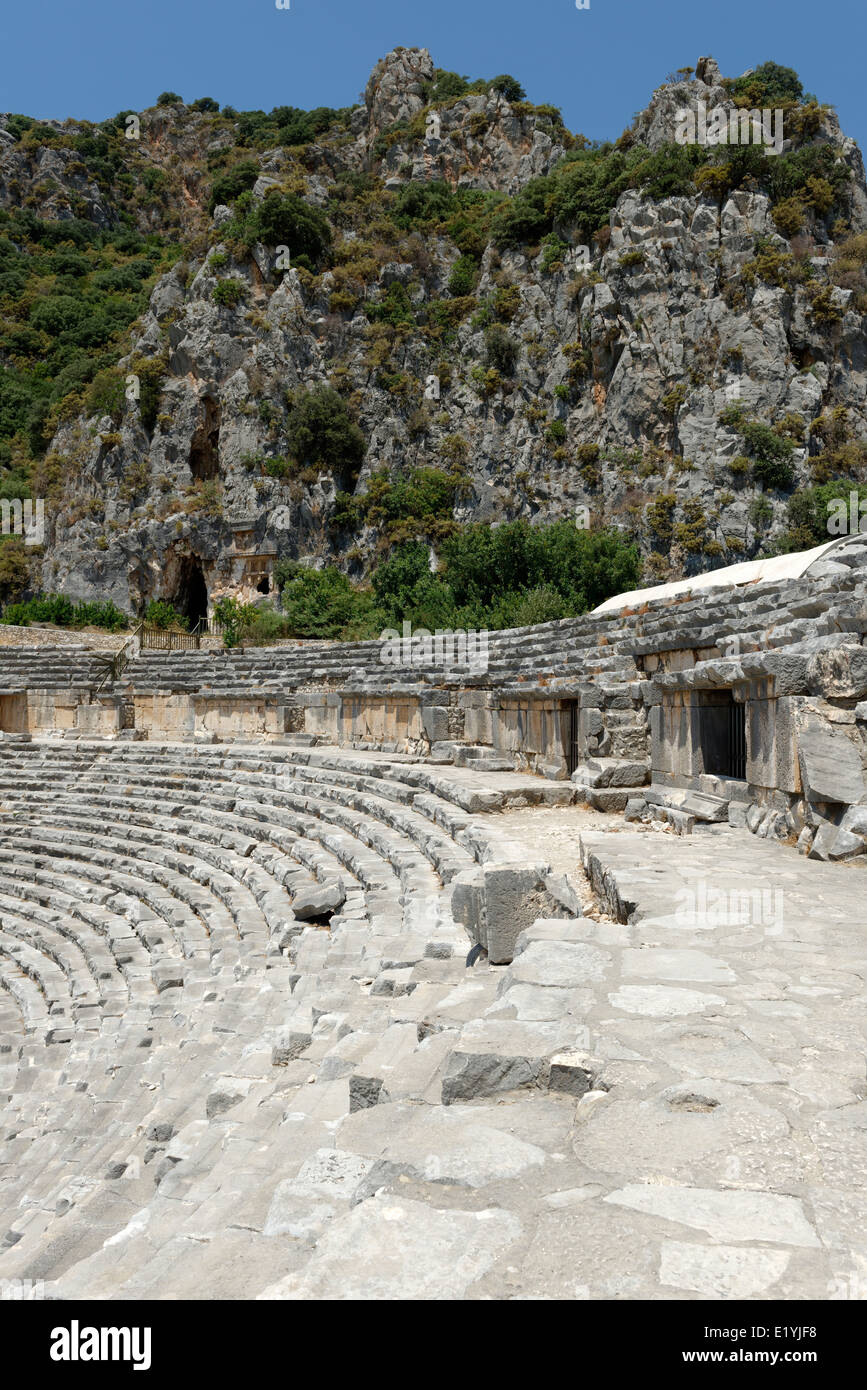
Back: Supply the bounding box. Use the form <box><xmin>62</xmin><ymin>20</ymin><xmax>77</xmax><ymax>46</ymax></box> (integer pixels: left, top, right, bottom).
<box><xmin>1</xmin><ymin>546</ymin><xmax>866</xmax><ymax>1299</ymax></box>
<box><xmin>4</xmin><ymin>536</ymin><xmax>867</xmax><ymax>857</ymax></box>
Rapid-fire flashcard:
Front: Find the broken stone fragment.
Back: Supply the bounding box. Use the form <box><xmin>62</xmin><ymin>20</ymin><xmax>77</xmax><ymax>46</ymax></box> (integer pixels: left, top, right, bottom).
<box><xmin>548</xmin><ymin>1050</ymin><xmax>603</xmax><ymax>1097</ymax></box>
<box><xmin>349</xmin><ymin>1075</ymin><xmax>388</xmax><ymax>1112</ymax></box>
<box><xmin>271</xmin><ymin>1032</ymin><xmax>312</xmax><ymax>1065</ymax></box>
<box><xmin>291</xmin><ymin>881</ymin><xmax>346</xmax><ymax>921</ymax></box>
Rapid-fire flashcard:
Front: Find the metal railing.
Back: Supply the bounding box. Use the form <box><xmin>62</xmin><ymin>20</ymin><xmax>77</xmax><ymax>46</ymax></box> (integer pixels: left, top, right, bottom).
<box><xmin>138</xmin><ymin>617</ymin><xmax>226</xmax><ymax>652</ymax></box>
<box><xmin>140</xmin><ymin>626</ymin><xmax>201</xmax><ymax>651</ymax></box>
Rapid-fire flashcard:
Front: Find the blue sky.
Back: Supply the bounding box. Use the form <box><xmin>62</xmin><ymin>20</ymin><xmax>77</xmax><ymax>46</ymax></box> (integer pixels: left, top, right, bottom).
<box><xmin>5</xmin><ymin>0</ymin><xmax>866</xmax><ymax>152</ymax></box>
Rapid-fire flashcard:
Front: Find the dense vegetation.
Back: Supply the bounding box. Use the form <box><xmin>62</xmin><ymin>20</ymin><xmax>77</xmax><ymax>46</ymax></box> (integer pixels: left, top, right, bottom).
<box><xmin>0</xmin><ymin>209</ymin><xmax>177</xmax><ymax>507</ymax></box>
<box><xmin>0</xmin><ymin>592</ymin><xmax>128</xmax><ymax>629</ymax></box>
<box><xmin>260</xmin><ymin>520</ymin><xmax>641</xmax><ymax>642</ymax></box>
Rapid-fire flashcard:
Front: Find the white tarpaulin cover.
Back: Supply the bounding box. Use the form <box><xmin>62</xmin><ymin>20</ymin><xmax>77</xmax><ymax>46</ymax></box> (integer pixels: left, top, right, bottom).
<box><xmin>592</xmin><ymin>535</ymin><xmax>861</xmax><ymax>615</ymax></box>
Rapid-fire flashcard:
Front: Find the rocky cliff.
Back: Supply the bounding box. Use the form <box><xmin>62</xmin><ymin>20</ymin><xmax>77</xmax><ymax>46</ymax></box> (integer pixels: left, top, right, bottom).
<box><xmin>2</xmin><ymin>48</ymin><xmax>866</xmax><ymax>619</ymax></box>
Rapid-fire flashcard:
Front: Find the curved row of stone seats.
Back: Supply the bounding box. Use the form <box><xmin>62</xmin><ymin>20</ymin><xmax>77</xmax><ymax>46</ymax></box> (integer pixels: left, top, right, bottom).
<box><xmin>109</xmin><ymin>559</ymin><xmax>867</xmax><ymax>702</ymax></box>
<box><xmin>1</xmin><ymin>745</ymin><xmax>511</xmax><ymax>1270</ymax></box>
<box><xmin>0</xmin><ymin>752</ymin><xmax>458</xmax><ymax>939</ymax></box>
<box><xmin>0</xmin><ymin>647</ymin><xmax>116</xmax><ymax>692</ymax></box>
<box><xmin>0</xmin><ymin>826</ymin><xmax>270</xmax><ymax>968</ymax></box>
<box><xmin>0</xmin><ymin>848</ymin><xmax>170</xmax><ymax>981</ymax></box>
<box><xmin>0</xmin><ymin>744</ymin><xmax>525</xmax><ymax>1018</ymax></box>
<box><xmin>0</xmin><ymin>738</ymin><xmax>531</xmax><ymax>866</ymax></box>
<box><xmin>2</xmin><ymin>551</ymin><xmax>865</xmax><ymax>711</ymax></box>
<box><xmin>0</xmin><ymin>889</ymin><xmax>128</xmax><ymax>1010</ymax></box>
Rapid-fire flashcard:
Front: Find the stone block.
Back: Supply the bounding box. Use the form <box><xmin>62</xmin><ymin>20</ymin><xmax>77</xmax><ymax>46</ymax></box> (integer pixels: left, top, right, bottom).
<box><xmin>828</xmin><ymin>827</ymin><xmax>866</xmax><ymax>861</ymax></box>
<box><xmin>807</xmin><ymin>822</ymin><xmax>838</xmax><ymax>860</ymax></box>
<box><xmin>797</xmin><ymin>715</ymin><xmax>866</xmax><ymax>805</ymax></box>
<box><xmin>840</xmin><ymin>805</ymin><xmax>867</xmax><ymax>836</ymax></box>
<box><xmin>650</xmin><ymin>805</ymin><xmax>695</xmax><ymax>835</ymax></box>
<box><xmin>272</xmin><ymin>1033</ymin><xmax>313</xmax><ymax>1066</ymax></box>
<box><xmin>450</xmin><ymin>862</ymin><xmax>572</xmax><ymax>965</ymax></box>
<box><xmin>680</xmin><ymin>792</ymin><xmax>729</xmax><ymax>822</ymax></box>
<box><xmin>587</xmin><ymin>786</ymin><xmax>644</xmax><ymax>812</ymax></box>
<box><xmin>441</xmin><ymin>1020</ymin><xmax>566</xmax><ymax>1104</ymax></box>
<box><xmin>727</xmin><ymin>801</ymin><xmax>747</xmax><ymax>829</ymax></box>
<box><xmin>291</xmin><ymin>882</ymin><xmax>346</xmax><ymax>921</ymax></box>
<box><xmin>807</xmin><ymin>646</ymin><xmax>867</xmax><ymax>699</ymax></box>
<box><xmin>548</xmin><ymin>1051</ymin><xmax>603</xmax><ymax>1098</ymax></box>
<box><xmin>420</xmin><ymin>704</ymin><xmax>449</xmax><ymax>743</ymax></box>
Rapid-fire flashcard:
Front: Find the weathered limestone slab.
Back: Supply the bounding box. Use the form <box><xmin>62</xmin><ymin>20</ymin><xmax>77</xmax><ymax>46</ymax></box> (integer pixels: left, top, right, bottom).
<box><xmin>604</xmin><ymin>1185</ymin><xmax>820</xmax><ymax>1247</ymax></box>
<box><xmin>797</xmin><ymin>712</ymin><xmax>866</xmax><ymax>804</ymax></box>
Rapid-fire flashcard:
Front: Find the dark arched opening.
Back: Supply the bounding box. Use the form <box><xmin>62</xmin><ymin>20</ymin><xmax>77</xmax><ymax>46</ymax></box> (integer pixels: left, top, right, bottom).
<box><xmin>257</xmin><ymin>575</ymin><xmax>270</xmax><ymax>595</ymax></box>
<box><xmin>171</xmin><ymin>556</ymin><xmax>208</xmax><ymax>628</ymax></box>
<box><xmin>189</xmin><ymin>396</ymin><xmax>221</xmax><ymax>480</ymax></box>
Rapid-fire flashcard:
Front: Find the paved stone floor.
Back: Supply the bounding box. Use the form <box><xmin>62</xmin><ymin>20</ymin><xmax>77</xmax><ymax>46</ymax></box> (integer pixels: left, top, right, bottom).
<box><xmin>0</xmin><ymin>745</ymin><xmax>865</xmax><ymax>1300</ymax></box>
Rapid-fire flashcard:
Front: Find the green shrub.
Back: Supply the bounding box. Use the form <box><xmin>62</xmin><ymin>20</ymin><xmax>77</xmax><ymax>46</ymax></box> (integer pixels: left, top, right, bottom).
<box><xmin>726</xmin><ymin>62</ymin><xmax>803</xmax><ymax>109</ymax></box>
<box><xmin>264</xmin><ymin>455</ymin><xmax>291</xmax><ymax>479</ymax></box>
<box><xmin>493</xmin><ymin>175</ymin><xmax>554</xmax><ymax>248</ymax></box>
<box><xmin>359</xmin><ymin>466</ymin><xmax>465</xmax><ymax>535</ymax></box>
<box><xmin>212</xmin><ymin>277</ymin><xmax>245</xmax><ymax>307</ymax></box>
<box><xmin>370</xmin><ymin>541</ymin><xmax>454</xmax><ymax>629</ymax></box>
<box><xmin>285</xmin><ymin>385</ymin><xmax>366</xmax><ymax>488</ymax></box>
<box><xmin>646</xmin><ymin>493</ymin><xmax>677</xmax><ymax>541</ymax></box>
<box><xmin>740</xmin><ymin>420</ymin><xmax>796</xmax><ymax>489</ymax></box>
<box><xmin>750</xmin><ymin>496</ymin><xmax>774</xmax><ymax>529</ymax></box>
<box><xmin>128</xmin><ymin>355</ymin><xmax>167</xmax><ymax>432</ymax></box>
<box><xmin>213</xmin><ymin>595</ymin><xmax>257</xmax><ymax>647</ymax></box>
<box><xmin>440</xmin><ymin>519</ymin><xmax>640</xmax><ymax>615</ymax></box>
<box><xmin>391</xmin><ymin>181</ymin><xmax>458</xmax><ymax>230</ymax></box>
<box><xmin>0</xmin><ymin>535</ymin><xmax>33</xmax><ymax>604</ymax></box>
<box><xmin>662</xmin><ymin>383</ymin><xmax>688</xmax><ymax>414</ymax></box>
<box><xmin>144</xmin><ymin>599</ymin><xmax>187</xmax><ymax>630</ymax></box>
<box><xmin>785</xmin><ymin>480</ymin><xmax>867</xmax><ymax>546</ymax></box>
<box><xmin>208</xmin><ymin>160</ymin><xmax>260</xmax><ymax>213</ymax></box>
<box><xmin>771</xmin><ymin>197</ymin><xmax>805</xmax><ymax>238</ymax></box>
<box><xmin>249</xmin><ymin>191</ymin><xmax>331</xmax><ymax>266</ymax></box>
<box><xmin>84</xmin><ymin>368</ymin><xmax>126</xmax><ymax>423</ymax></box>
<box><xmin>268</xmin><ymin>519</ymin><xmax>643</xmax><ymax>640</ymax></box>
<box><xmin>425</xmin><ymin>69</ymin><xmax>471</xmax><ymax>103</ymax></box>
<box><xmin>447</xmin><ymin>255</ymin><xmax>479</xmax><ymax>296</ymax></box>
<box><xmin>0</xmin><ymin>592</ymin><xmax>128</xmax><ymax>630</ymax></box>
<box><xmin>489</xmin><ymin>75</ymin><xmax>526</xmax><ymax>103</ymax></box>
<box><xmin>484</xmin><ymin>323</ymin><xmax>518</xmax><ymax>374</ymax></box>
<box><xmin>275</xmin><ymin>562</ymin><xmax>366</xmax><ymax>638</ymax></box>
<box><xmin>368</xmin><ymin>281</ymin><xmax>414</xmax><ymax>327</ymax></box>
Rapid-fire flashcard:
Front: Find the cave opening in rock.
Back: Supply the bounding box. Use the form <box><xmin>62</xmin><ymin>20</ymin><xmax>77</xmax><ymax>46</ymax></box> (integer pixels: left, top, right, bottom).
<box><xmin>171</xmin><ymin>556</ymin><xmax>209</xmax><ymax>628</ymax></box>
<box><xmin>189</xmin><ymin>396</ymin><xmax>221</xmax><ymax>480</ymax></box>
<box><xmin>257</xmin><ymin>576</ymin><xmax>271</xmax><ymax>595</ymax></box>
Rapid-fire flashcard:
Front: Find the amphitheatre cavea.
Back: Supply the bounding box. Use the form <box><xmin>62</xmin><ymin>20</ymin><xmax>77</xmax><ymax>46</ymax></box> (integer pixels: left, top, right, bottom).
<box><xmin>1</xmin><ymin>15</ymin><xmax>866</xmax><ymax>1327</ymax></box>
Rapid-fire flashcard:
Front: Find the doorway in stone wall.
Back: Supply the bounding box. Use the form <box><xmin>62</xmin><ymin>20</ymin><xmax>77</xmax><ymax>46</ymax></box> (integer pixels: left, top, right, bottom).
<box><xmin>697</xmin><ymin>690</ymin><xmax>746</xmax><ymax>780</ymax></box>
<box><xmin>562</xmin><ymin>699</ymin><xmax>580</xmax><ymax>776</ymax></box>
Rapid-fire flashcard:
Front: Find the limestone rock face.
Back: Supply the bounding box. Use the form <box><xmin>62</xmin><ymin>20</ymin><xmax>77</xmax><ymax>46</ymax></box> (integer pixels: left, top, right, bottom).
<box><xmin>3</xmin><ymin>53</ymin><xmax>865</xmax><ymax>613</ymax></box>
<box><xmin>363</xmin><ymin>46</ymin><xmax>436</xmax><ymax>135</ymax></box>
